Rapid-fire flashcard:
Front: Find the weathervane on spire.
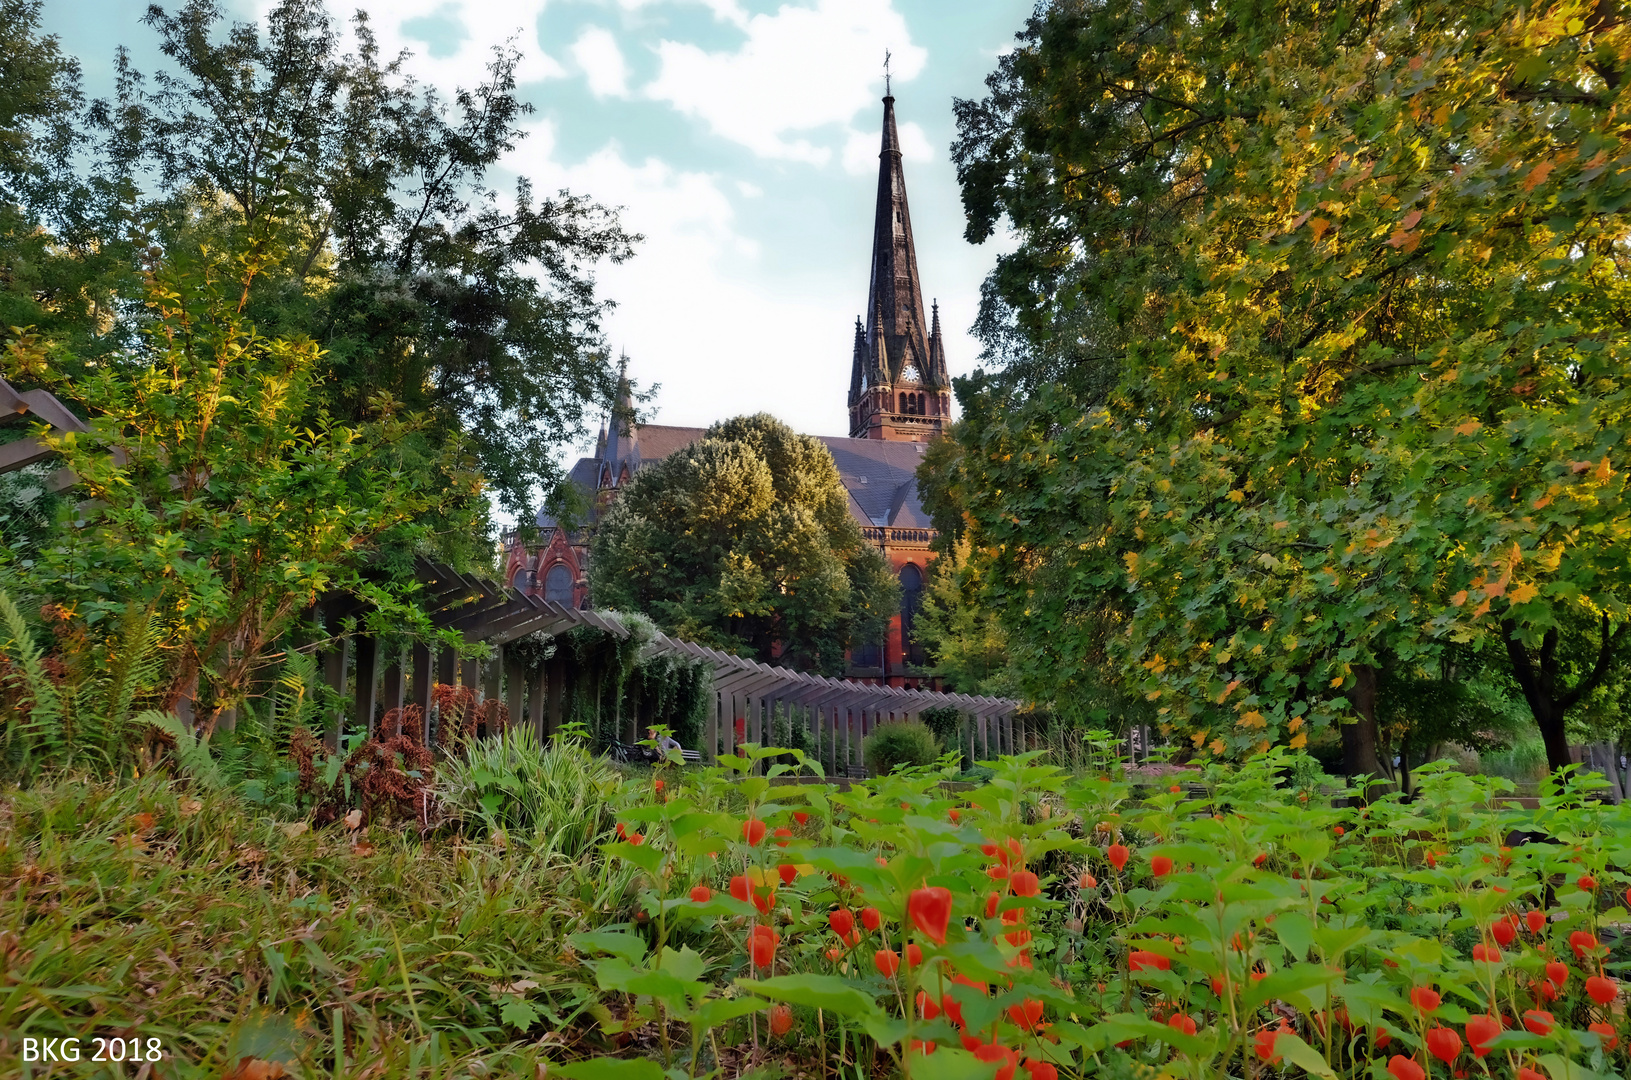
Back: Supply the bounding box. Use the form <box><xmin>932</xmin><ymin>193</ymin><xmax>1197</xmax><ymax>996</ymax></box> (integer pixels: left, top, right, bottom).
<box><xmin>884</xmin><ymin>49</ymin><xmax>892</xmax><ymax>96</ymax></box>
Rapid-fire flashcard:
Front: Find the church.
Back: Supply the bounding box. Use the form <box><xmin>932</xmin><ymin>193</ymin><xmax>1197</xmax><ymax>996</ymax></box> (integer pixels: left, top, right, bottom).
<box><xmin>503</xmin><ymin>92</ymin><xmax>948</xmax><ymax>688</ymax></box>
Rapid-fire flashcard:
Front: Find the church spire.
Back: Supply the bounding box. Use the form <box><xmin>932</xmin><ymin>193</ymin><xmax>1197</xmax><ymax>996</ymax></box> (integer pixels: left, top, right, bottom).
<box><xmin>605</xmin><ymin>352</ymin><xmax>639</xmax><ymax>479</ymax></box>
<box><xmin>847</xmin><ymin>91</ymin><xmax>950</xmax><ymax>442</ymax></box>
<box><xmin>858</xmin><ymin>92</ymin><xmax>932</xmax><ymax>390</ymax></box>
<box><xmin>928</xmin><ymin>298</ymin><xmax>947</xmax><ymax>385</ymax></box>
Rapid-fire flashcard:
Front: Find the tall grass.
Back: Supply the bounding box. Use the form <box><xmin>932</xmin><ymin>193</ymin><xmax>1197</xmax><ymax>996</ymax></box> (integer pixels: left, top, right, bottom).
<box><xmin>436</xmin><ymin>727</ymin><xmax>623</xmax><ymax>862</ymax></box>
<box><xmin>0</xmin><ymin>774</ymin><xmax>641</xmax><ymax>1079</ymax></box>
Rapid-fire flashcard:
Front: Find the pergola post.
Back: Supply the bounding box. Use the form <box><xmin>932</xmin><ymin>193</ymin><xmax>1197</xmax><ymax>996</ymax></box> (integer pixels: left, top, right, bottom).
<box><xmin>706</xmin><ymin>686</ymin><xmax>720</xmax><ymax>761</ymax></box>
<box><xmin>545</xmin><ymin>650</ymin><xmax>566</xmax><ymax>737</ymax></box>
<box><xmin>410</xmin><ymin>642</ymin><xmax>435</xmax><ymax>743</ymax></box>
<box><xmin>322</xmin><ymin>633</ymin><xmax>350</xmax><ymax>752</ymax></box>
<box><xmin>504</xmin><ymin>651</ymin><xmax>525</xmax><ymax>733</ymax></box>
<box><xmin>482</xmin><ymin>647</ymin><xmax>501</xmax><ymax>705</ymax></box>
<box><xmin>381</xmin><ymin>649</ymin><xmax>404</xmax><ymax>733</ymax></box>
<box><xmin>528</xmin><ymin>667</ymin><xmax>547</xmax><ymax>738</ymax></box>
<box><xmin>354</xmin><ymin>634</ymin><xmax>379</xmax><ymax>737</ymax></box>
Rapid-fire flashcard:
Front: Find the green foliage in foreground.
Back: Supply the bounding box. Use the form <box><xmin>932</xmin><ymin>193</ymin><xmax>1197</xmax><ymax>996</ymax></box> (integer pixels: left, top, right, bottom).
<box><xmin>5</xmin><ymin>744</ymin><xmax>1628</xmax><ymax>1079</ymax></box>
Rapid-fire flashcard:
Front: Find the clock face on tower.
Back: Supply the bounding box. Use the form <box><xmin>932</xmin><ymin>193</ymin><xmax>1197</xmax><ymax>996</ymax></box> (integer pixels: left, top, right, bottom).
<box><xmin>900</xmin><ymin>363</ymin><xmax>921</xmax><ymax>384</ymax></box>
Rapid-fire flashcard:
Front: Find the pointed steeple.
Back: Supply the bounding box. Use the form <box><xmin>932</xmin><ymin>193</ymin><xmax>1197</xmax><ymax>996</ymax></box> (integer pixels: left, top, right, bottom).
<box><xmin>849</xmin><ymin>316</ymin><xmax>866</xmax><ymax>406</ymax></box>
<box><xmin>605</xmin><ymin>352</ymin><xmax>639</xmax><ymax>480</ymax></box>
<box><xmin>871</xmin><ymin>301</ymin><xmax>890</xmax><ymax>386</ymax></box>
<box><xmin>928</xmin><ymin>299</ymin><xmax>947</xmax><ymax>385</ymax></box>
<box><xmin>847</xmin><ymin>91</ymin><xmax>951</xmax><ymax>443</ymax></box>
<box><xmin>861</xmin><ymin>92</ymin><xmax>932</xmax><ymax>388</ymax></box>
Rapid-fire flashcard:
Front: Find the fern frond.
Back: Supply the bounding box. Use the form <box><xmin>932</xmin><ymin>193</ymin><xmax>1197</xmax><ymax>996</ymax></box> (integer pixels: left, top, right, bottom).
<box><xmin>104</xmin><ymin>604</ymin><xmax>159</xmax><ymax>728</ymax></box>
<box><xmin>0</xmin><ymin>590</ymin><xmax>67</xmax><ymax>769</ymax></box>
<box><xmin>140</xmin><ymin>709</ymin><xmax>226</xmax><ymax>791</ymax></box>
<box><xmin>275</xmin><ymin>648</ymin><xmax>321</xmax><ymax>738</ymax></box>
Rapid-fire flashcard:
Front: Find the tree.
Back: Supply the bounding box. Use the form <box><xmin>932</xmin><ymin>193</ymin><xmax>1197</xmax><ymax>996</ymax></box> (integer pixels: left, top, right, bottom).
<box><xmin>911</xmin><ymin>538</ymin><xmax>1014</xmax><ymax>696</ymax></box>
<box><xmin>590</xmin><ymin>415</ymin><xmax>899</xmax><ymax>674</ymax></box>
<box><xmin>951</xmin><ymin>0</ymin><xmax>1631</xmax><ymax>773</ymax></box>
<box><xmin>0</xmin><ymin>0</ymin><xmax>136</xmax><ymax>356</ymax></box>
<box><xmin>42</xmin><ymin>0</ymin><xmax>638</xmax><ymax>521</ymax></box>
<box><xmin>2</xmin><ymin>241</ymin><xmax>466</xmax><ymax>732</ymax></box>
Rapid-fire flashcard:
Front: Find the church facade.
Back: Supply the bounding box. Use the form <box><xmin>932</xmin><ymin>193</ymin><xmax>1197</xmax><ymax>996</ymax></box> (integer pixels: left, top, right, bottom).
<box><xmin>503</xmin><ymin>93</ymin><xmax>946</xmax><ymax>688</ymax></box>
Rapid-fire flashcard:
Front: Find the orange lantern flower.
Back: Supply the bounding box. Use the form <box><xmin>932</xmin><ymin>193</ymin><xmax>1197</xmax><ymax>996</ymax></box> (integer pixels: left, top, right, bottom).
<box><xmin>908</xmin><ymin>887</ymin><xmax>952</xmax><ymax>945</ymax></box>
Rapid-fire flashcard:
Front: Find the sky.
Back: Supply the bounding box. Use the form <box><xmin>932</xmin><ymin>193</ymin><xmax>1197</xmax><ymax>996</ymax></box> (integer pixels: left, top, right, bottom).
<box><xmin>46</xmin><ymin>0</ymin><xmax>1032</xmax><ymax>463</ymax></box>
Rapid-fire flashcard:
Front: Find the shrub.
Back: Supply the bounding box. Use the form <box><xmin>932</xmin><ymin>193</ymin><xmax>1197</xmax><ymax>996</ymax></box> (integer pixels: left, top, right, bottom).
<box><xmin>862</xmin><ymin>720</ymin><xmax>938</xmax><ymax>776</ymax></box>
<box><xmin>918</xmin><ymin>705</ymin><xmax>964</xmax><ymax>745</ymax></box>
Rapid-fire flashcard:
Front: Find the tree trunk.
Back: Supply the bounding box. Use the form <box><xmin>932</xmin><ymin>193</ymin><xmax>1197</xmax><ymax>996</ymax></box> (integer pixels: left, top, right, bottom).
<box><xmin>1501</xmin><ymin>617</ymin><xmax>1625</xmax><ymax>775</ymax></box>
<box><xmin>1343</xmin><ymin>664</ymin><xmax>1389</xmax><ymax>801</ymax></box>
<box><xmin>1531</xmin><ymin>697</ymin><xmax>1574</xmax><ymax>778</ymax></box>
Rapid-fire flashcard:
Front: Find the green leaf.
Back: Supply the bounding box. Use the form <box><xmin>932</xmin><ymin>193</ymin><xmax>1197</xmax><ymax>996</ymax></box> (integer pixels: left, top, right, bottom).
<box><xmin>568</xmin><ymin>930</ymin><xmax>648</xmax><ymax>964</ymax></box>
<box><xmin>1274</xmin><ymin>911</ymin><xmax>1315</xmax><ymax>961</ymax></box>
<box><xmin>657</xmin><ymin>946</ymin><xmax>706</xmax><ymax>984</ymax></box>
<box><xmin>604</xmin><ymin>840</ymin><xmax>665</xmax><ymax>876</ymax></box>
<box><xmin>593</xmin><ymin>958</ymin><xmax>703</xmax><ymax>1004</ymax></box>
<box><xmin>894</xmin><ymin>1047</ymin><xmax>996</xmax><ymax>1080</ymax></box>
<box><xmin>1271</xmin><ymin>1032</ymin><xmax>1339</xmax><ymax>1079</ymax></box>
<box><xmin>1243</xmin><ymin>962</ymin><xmax>1339</xmax><ymax>1011</ymax></box>
<box><xmin>1535</xmin><ymin>1055</ymin><xmax>1622</xmax><ymax>1080</ymax></box>
<box><xmin>738</xmin><ymin>975</ymin><xmax>882</xmax><ymax>1021</ymax></box>
<box><xmin>548</xmin><ymin>1059</ymin><xmax>666</xmax><ymax>1080</ymax></box>
<box><xmin>691</xmin><ymin>996</ymin><xmax>767</xmax><ymax>1029</ymax></box>
<box><xmin>498</xmin><ymin>995</ymin><xmax>541</xmax><ymax>1031</ymax></box>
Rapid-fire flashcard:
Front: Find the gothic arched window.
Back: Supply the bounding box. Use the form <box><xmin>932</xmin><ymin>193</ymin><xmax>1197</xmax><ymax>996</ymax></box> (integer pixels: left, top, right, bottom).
<box><xmin>543</xmin><ymin>563</ymin><xmax>574</xmax><ymax>605</ymax></box>
<box><xmin>899</xmin><ymin>391</ymin><xmax>909</xmax><ymax>414</ymax></box>
<box><xmin>900</xmin><ymin>563</ymin><xmax>925</xmax><ymax>667</ymax></box>
<box><xmin>916</xmin><ymin>393</ymin><xmax>925</xmax><ymax>415</ymax></box>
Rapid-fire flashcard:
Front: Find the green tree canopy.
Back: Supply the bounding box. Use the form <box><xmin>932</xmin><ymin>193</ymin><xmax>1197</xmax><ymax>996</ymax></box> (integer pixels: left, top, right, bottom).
<box><xmin>948</xmin><ymin>0</ymin><xmax>1631</xmax><ymax>773</ymax></box>
<box><xmin>4</xmin><ymin>243</ymin><xmax>462</xmax><ymax>732</ymax></box>
<box><xmin>0</xmin><ymin>0</ymin><xmax>136</xmax><ymax>352</ymax></box>
<box><xmin>590</xmin><ymin>414</ymin><xmax>900</xmax><ymax>674</ymax></box>
<box><xmin>5</xmin><ymin>0</ymin><xmax>638</xmax><ymax>524</ymax></box>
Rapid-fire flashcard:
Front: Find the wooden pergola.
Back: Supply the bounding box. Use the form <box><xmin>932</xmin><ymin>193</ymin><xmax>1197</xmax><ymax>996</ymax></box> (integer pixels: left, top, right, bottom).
<box><xmin>0</xmin><ymin>383</ymin><xmax>1025</xmax><ymax>771</ymax></box>
<box><xmin>317</xmin><ymin>560</ymin><xmax>1025</xmax><ymax>773</ymax></box>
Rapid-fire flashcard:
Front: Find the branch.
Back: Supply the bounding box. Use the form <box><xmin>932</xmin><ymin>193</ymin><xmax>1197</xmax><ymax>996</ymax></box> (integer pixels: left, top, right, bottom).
<box><xmin>1558</xmin><ymin>614</ymin><xmax>1628</xmax><ymax>711</ymax></box>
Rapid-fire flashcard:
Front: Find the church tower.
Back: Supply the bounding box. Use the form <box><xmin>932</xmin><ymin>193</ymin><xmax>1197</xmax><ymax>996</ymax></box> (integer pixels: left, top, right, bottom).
<box><xmin>848</xmin><ymin>92</ymin><xmax>950</xmax><ymax>441</ymax></box>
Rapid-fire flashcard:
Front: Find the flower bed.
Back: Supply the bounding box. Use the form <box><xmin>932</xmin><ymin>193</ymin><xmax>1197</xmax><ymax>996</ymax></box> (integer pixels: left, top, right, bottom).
<box><xmin>565</xmin><ymin>748</ymin><xmax>1628</xmax><ymax>1079</ymax></box>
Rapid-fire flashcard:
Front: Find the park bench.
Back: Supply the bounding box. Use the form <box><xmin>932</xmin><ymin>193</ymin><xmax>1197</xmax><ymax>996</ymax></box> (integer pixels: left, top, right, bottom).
<box><xmin>610</xmin><ymin>740</ymin><xmax>702</xmax><ymax>766</ymax></box>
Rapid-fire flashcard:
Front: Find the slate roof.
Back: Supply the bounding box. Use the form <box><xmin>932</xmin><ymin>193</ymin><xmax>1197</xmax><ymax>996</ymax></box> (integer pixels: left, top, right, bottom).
<box><xmin>815</xmin><ymin>435</ymin><xmax>930</xmax><ymax>529</ymax></box>
<box><xmin>540</xmin><ymin>425</ymin><xmax>933</xmax><ymax>532</ymax></box>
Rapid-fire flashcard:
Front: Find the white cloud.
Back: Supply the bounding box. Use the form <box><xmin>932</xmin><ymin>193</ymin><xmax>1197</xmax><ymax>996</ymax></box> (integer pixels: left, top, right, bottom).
<box><xmin>609</xmin><ymin>0</ymin><xmax>751</xmax><ymax>29</ymax></box>
<box><xmin>571</xmin><ymin>27</ymin><xmax>630</xmax><ymax>98</ymax></box>
<box><xmin>736</xmin><ymin>180</ymin><xmax>763</xmax><ymax>197</ymax></box>
<box><xmin>645</xmin><ymin>0</ymin><xmax>926</xmax><ymax>162</ymax></box>
<box><xmin>505</xmin><ymin>121</ymin><xmax>859</xmax><ymax>440</ymax></box>
<box><xmin>841</xmin><ymin>118</ymin><xmax>931</xmax><ymax>176</ymax></box>
<box><xmin>897</xmin><ymin>121</ymin><xmax>933</xmax><ymax>163</ymax></box>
